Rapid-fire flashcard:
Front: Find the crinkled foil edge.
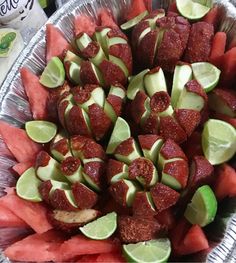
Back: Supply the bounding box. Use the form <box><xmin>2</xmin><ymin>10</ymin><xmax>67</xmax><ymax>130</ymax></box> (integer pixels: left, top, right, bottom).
<box><xmin>0</xmin><ymin>0</ymin><xmax>236</xmax><ymax>262</ymax></box>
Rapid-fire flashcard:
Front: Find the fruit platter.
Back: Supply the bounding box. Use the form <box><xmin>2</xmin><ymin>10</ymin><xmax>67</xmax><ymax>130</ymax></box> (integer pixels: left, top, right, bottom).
<box><xmin>0</xmin><ymin>0</ymin><xmax>236</xmax><ymax>262</ymax></box>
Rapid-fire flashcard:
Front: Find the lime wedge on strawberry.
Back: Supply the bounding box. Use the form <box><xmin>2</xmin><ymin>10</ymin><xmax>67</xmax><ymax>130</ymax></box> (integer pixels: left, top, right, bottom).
<box><xmin>25</xmin><ymin>120</ymin><xmax>57</xmax><ymax>143</ymax></box>
<box><xmin>79</xmin><ymin>212</ymin><xmax>117</xmax><ymax>240</ymax></box>
<box><xmin>192</xmin><ymin>62</ymin><xmax>221</xmax><ymax>93</ymax></box>
<box><xmin>176</xmin><ymin>0</ymin><xmax>212</xmax><ymax>20</ymax></box>
<box><xmin>106</xmin><ymin>117</ymin><xmax>131</xmax><ymax>154</ymax></box>
<box><xmin>123</xmin><ymin>238</ymin><xmax>171</xmax><ymax>263</ymax></box>
<box><xmin>202</xmin><ymin>119</ymin><xmax>236</xmax><ymax>165</ymax></box>
<box><xmin>40</xmin><ymin>56</ymin><xmax>65</xmax><ymax>88</ymax></box>
<box><xmin>16</xmin><ymin>167</ymin><xmax>42</xmax><ymax>202</ymax></box>
<box><xmin>184</xmin><ymin>185</ymin><xmax>217</xmax><ymax>227</ymax></box>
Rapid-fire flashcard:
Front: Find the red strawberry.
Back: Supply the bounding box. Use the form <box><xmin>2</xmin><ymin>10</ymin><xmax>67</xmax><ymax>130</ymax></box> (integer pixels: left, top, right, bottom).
<box><xmin>106</xmin><ymin>159</ymin><xmax>127</xmax><ymax>184</ymax></box>
<box><xmin>131</xmin><ymin>91</ymin><xmax>149</xmax><ymax>124</ymax></box>
<box><xmin>142</xmin><ymin>113</ymin><xmax>159</xmax><ymax>134</ymax></box>
<box><xmin>138</xmin><ymin>134</ymin><xmax>162</xmax><ymax>150</ymax></box>
<box><xmin>70</xmin><ymin>135</ymin><xmax>89</xmax><ymax>157</ymax></box>
<box><xmin>106</xmin><ymin>95</ymin><xmax>123</xmax><ymax>117</ymax></box>
<box><xmin>39</xmin><ymin>180</ymin><xmax>55</xmax><ymax>205</ymax></box>
<box><xmin>160</xmin><ymin>139</ymin><xmax>187</xmax><ymax>160</ymax></box>
<box><xmin>155</xmin><ymin>208</ymin><xmax>175</xmax><ymax>230</ymax></box>
<box><xmin>66</xmin><ymin>106</ymin><xmax>91</xmax><ymax>137</ymax></box>
<box><xmin>80</xmin><ymin>61</ymin><xmax>101</xmax><ymax>85</ymax></box>
<box><xmin>159</xmin><ymin>115</ymin><xmax>187</xmax><ymax>144</ymax></box>
<box><xmin>118</xmin><ymin>216</ymin><xmax>160</xmax><ymax>243</ymax></box>
<box><xmin>88</xmin><ymin>104</ymin><xmax>112</xmax><ymax>141</ymax></box>
<box><xmin>185</xmin><ymin>80</ymin><xmax>208</xmax><ymax>105</ymax></box>
<box><xmin>72</xmin><ymin>182</ymin><xmax>98</xmax><ymax>209</ymax></box>
<box><xmin>109</xmin><ymin>44</ymin><xmax>133</xmax><ymax>75</ymax></box>
<box><xmin>150</xmin><ymin>91</ymin><xmax>171</xmax><ymax>113</ymax></box>
<box><xmin>82</xmin><ymin>138</ymin><xmax>106</xmax><ymax>161</ymax></box>
<box><xmin>132</xmin><ymin>191</ymin><xmax>156</xmax><ymax>218</ymax></box>
<box><xmin>182</xmin><ymin>131</ymin><xmax>203</xmax><ymax>160</ymax></box>
<box><xmin>174</xmin><ymin>109</ymin><xmax>201</xmax><ymax>137</ymax></box>
<box><xmin>99</xmin><ymin>60</ymin><xmax>127</xmax><ymax>87</ymax></box>
<box><xmin>163</xmin><ymin>159</ymin><xmax>189</xmax><ymax>189</ymax></box>
<box><xmin>50</xmin><ymin>189</ymin><xmax>78</xmax><ymax>211</ymax></box>
<box><xmin>83</xmin><ymin>161</ymin><xmax>106</xmax><ymax>191</ymax></box>
<box><xmin>188</xmin><ymin>156</ymin><xmax>214</xmax><ymax>190</ymax></box>
<box><xmin>150</xmin><ymin>183</ymin><xmax>180</xmax><ymax>212</ymax></box>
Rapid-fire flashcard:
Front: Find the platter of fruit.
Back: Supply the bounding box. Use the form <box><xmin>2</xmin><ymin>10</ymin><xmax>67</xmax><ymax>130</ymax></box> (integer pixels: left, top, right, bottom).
<box><xmin>0</xmin><ymin>0</ymin><xmax>236</xmax><ymax>262</ymax></box>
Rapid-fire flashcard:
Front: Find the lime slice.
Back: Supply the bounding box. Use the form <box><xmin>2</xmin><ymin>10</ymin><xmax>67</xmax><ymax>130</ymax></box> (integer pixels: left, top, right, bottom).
<box><xmin>79</xmin><ymin>212</ymin><xmax>117</xmax><ymax>240</ymax></box>
<box><xmin>25</xmin><ymin>120</ymin><xmax>57</xmax><ymax>143</ymax></box>
<box><xmin>16</xmin><ymin>167</ymin><xmax>42</xmax><ymax>202</ymax></box>
<box><xmin>184</xmin><ymin>185</ymin><xmax>217</xmax><ymax>227</ymax></box>
<box><xmin>121</xmin><ymin>11</ymin><xmax>149</xmax><ymax>30</ymax></box>
<box><xmin>40</xmin><ymin>57</ymin><xmax>65</xmax><ymax>88</ymax></box>
<box><xmin>176</xmin><ymin>0</ymin><xmax>212</xmax><ymax>20</ymax></box>
<box><xmin>106</xmin><ymin>117</ymin><xmax>131</xmax><ymax>154</ymax></box>
<box><xmin>192</xmin><ymin>62</ymin><xmax>221</xmax><ymax>93</ymax></box>
<box><xmin>123</xmin><ymin>238</ymin><xmax>171</xmax><ymax>263</ymax></box>
<box><xmin>202</xmin><ymin>119</ymin><xmax>236</xmax><ymax>165</ymax></box>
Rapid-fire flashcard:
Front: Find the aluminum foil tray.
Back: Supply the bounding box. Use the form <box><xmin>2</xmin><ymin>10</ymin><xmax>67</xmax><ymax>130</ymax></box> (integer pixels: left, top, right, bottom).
<box><xmin>0</xmin><ymin>0</ymin><xmax>236</xmax><ymax>262</ymax></box>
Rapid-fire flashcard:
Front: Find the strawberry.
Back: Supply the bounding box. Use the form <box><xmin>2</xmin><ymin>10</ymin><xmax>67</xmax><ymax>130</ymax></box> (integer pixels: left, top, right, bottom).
<box><xmin>118</xmin><ymin>216</ymin><xmax>161</xmax><ymax>243</ymax></box>
<box><xmin>160</xmin><ymin>139</ymin><xmax>187</xmax><ymax>160</ymax></box>
<box><xmin>131</xmin><ymin>91</ymin><xmax>149</xmax><ymax>124</ymax></box>
<box><xmin>150</xmin><ymin>183</ymin><xmax>180</xmax><ymax>212</ymax></box>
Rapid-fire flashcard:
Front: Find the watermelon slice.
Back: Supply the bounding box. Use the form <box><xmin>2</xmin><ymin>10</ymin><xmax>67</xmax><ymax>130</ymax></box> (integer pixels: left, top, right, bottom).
<box><xmin>20</xmin><ymin>67</ymin><xmax>49</xmax><ymax>120</ymax></box>
<box><xmin>209</xmin><ymin>32</ymin><xmax>227</xmax><ymax>68</ymax></box>
<box><xmin>59</xmin><ymin>235</ymin><xmax>120</xmax><ymax>261</ymax></box>
<box><xmin>46</xmin><ymin>24</ymin><xmax>71</xmax><ymax>62</ymax></box>
<box><xmin>0</xmin><ymin>120</ymin><xmax>42</xmax><ymax>163</ymax></box>
<box><xmin>4</xmin><ymin>230</ymin><xmax>65</xmax><ymax>262</ymax></box>
<box><xmin>144</xmin><ymin>0</ymin><xmax>152</xmax><ymax>13</ymax></box>
<box><xmin>76</xmin><ymin>254</ymin><xmax>99</xmax><ymax>262</ymax></box>
<box><xmin>221</xmin><ymin>47</ymin><xmax>236</xmax><ymax>87</ymax></box>
<box><xmin>98</xmin><ymin>9</ymin><xmax>119</xmax><ymax>28</ymax></box>
<box><xmin>181</xmin><ymin>225</ymin><xmax>209</xmax><ymax>255</ymax></box>
<box><xmin>12</xmin><ymin>161</ymin><xmax>34</xmax><ymax>176</ymax></box>
<box><xmin>0</xmin><ymin>204</ymin><xmax>28</xmax><ymax>228</ymax></box>
<box><xmin>0</xmin><ymin>191</ymin><xmax>52</xmax><ymax>233</ymax></box>
<box><xmin>126</xmin><ymin>0</ymin><xmax>147</xmax><ymax>20</ymax></box>
<box><xmin>214</xmin><ymin>164</ymin><xmax>236</xmax><ymax>200</ymax></box>
<box><xmin>202</xmin><ymin>6</ymin><xmax>220</xmax><ymax>29</ymax></box>
<box><xmin>96</xmin><ymin>252</ymin><xmax>126</xmax><ymax>262</ymax></box>
<box><xmin>74</xmin><ymin>15</ymin><xmax>97</xmax><ymax>37</ymax></box>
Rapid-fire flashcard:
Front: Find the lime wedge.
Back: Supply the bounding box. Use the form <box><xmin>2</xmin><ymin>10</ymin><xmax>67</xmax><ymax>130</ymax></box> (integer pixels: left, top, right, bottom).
<box><xmin>106</xmin><ymin>117</ymin><xmax>131</xmax><ymax>154</ymax></box>
<box><xmin>192</xmin><ymin>62</ymin><xmax>221</xmax><ymax>93</ymax></box>
<box><xmin>79</xmin><ymin>212</ymin><xmax>117</xmax><ymax>240</ymax></box>
<box><xmin>184</xmin><ymin>185</ymin><xmax>217</xmax><ymax>227</ymax></box>
<box><xmin>176</xmin><ymin>0</ymin><xmax>212</xmax><ymax>20</ymax></box>
<box><xmin>202</xmin><ymin>119</ymin><xmax>236</xmax><ymax>165</ymax></box>
<box><xmin>40</xmin><ymin>57</ymin><xmax>65</xmax><ymax>88</ymax></box>
<box><xmin>16</xmin><ymin>167</ymin><xmax>42</xmax><ymax>202</ymax></box>
<box><xmin>123</xmin><ymin>238</ymin><xmax>171</xmax><ymax>263</ymax></box>
<box><xmin>121</xmin><ymin>11</ymin><xmax>149</xmax><ymax>30</ymax></box>
<box><xmin>25</xmin><ymin>120</ymin><xmax>57</xmax><ymax>143</ymax></box>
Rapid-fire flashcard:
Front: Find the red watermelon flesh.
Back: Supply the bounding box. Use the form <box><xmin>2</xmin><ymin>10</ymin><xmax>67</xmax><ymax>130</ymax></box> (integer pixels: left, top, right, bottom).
<box><xmin>144</xmin><ymin>0</ymin><xmax>152</xmax><ymax>12</ymax></box>
<box><xmin>12</xmin><ymin>161</ymin><xmax>34</xmax><ymax>176</ymax></box>
<box><xmin>96</xmin><ymin>252</ymin><xmax>126</xmax><ymax>262</ymax></box>
<box><xmin>98</xmin><ymin>9</ymin><xmax>119</xmax><ymax>29</ymax></box>
<box><xmin>0</xmin><ymin>204</ymin><xmax>28</xmax><ymax>228</ymax></box>
<box><xmin>0</xmin><ymin>120</ymin><xmax>42</xmax><ymax>163</ymax></box>
<box><xmin>0</xmin><ymin>191</ymin><xmax>52</xmax><ymax>233</ymax></box>
<box><xmin>20</xmin><ymin>67</ymin><xmax>49</xmax><ymax>120</ymax></box>
<box><xmin>74</xmin><ymin>15</ymin><xmax>97</xmax><ymax>37</ymax></box>
<box><xmin>182</xmin><ymin>225</ymin><xmax>209</xmax><ymax>255</ymax></box>
<box><xmin>46</xmin><ymin>24</ymin><xmax>71</xmax><ymax>62</ymax></box>
<box><xmin>126</xmin><ymin>0</ymin><xmax>147</xmax><ymax>20</ymax></box>
<box><xmin>4</xmin><ymin>230</ymin><xmax>65</xmax><ymax>262</ymax></box>
<box><xmin>59</xmin><ymin>235</ymin><xmax>120</xmax><ymax>261</ymax></box>
<box><xmin>202</xmin><ymin>6</ymin><xmax>220</xmax><ymax>29</ymax></box>
<box><xmin>214</xmin><ymin>164</ymin><xmax>236</xmax><ymax>200</ymax></box>
<box><xmin>76</xmin><ymin>254</ymin><xmax>99</xmax><ymax>262</ymax></box>
<box><xmin>221</xmin><ymin>47</ymin><xmax>236</xmax><ymax>87</ymax></box>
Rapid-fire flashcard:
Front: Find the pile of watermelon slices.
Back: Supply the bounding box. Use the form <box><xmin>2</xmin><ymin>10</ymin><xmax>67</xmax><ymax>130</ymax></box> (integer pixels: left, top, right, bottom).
<box><xmin>0</xmin><ymin>0</ymin><xmax>236</xmax><ymax>262</ymax></box>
